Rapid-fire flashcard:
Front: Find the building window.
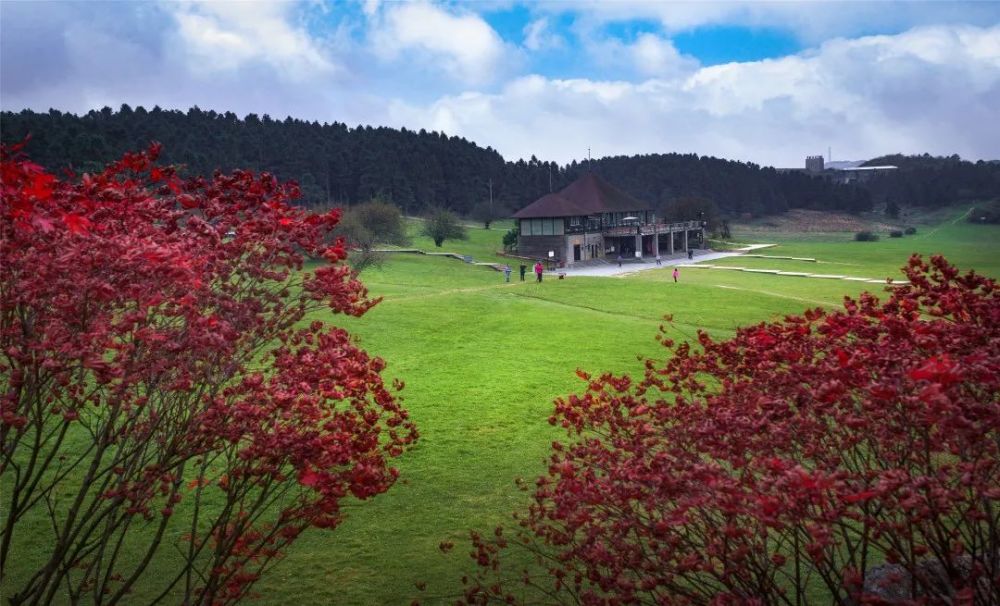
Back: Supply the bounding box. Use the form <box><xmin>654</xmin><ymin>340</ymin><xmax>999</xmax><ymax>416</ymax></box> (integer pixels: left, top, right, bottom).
<box><xmin>569</xmin><ymin>216</ymin><xmax>580</xmax><ymax>227</ymax></box>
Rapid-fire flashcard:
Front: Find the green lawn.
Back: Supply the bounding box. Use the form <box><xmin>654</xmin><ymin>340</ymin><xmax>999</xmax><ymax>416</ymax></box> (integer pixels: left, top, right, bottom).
<box><xmin>4</xmin><ymin>209</ymin><xmax>998</xmax><ymax>605</ymax></box>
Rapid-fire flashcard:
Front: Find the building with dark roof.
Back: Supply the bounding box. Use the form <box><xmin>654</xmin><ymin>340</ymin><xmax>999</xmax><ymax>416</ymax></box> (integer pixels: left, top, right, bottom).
<box><xmin>513</xmin><ymin>173</ymin><xmax>704</xmax><ymax>266</ymax></box>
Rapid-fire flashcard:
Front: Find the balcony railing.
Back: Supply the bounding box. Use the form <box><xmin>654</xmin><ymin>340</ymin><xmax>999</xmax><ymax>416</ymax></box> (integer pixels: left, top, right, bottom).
<box><xmin>602</xmin><ymin>221</ymin><xmax>702</xmax><ymax>237</ymax></box>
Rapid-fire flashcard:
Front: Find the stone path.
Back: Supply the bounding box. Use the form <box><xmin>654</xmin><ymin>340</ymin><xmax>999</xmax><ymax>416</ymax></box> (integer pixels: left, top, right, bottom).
<box><xmin>557</xmin><ymin>243</ymin><xmax>906</xmax><ymax>285</ymax></box>
<box><xmin>375</xmin><ymin>244</ymin><xmax>906</xmax><ymax>285</ymax></box>
<box><xmin>557</xmin><ymin>244</ymin><xmax>774</xmax><ymax>277</ymax></box>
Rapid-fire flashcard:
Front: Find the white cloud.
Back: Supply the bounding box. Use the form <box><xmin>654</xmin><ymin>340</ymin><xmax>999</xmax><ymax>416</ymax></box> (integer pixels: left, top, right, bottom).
<box><xmin>523</xmin><ymin>18</ymin><xmax>564</xmax><ymax>51</ymax></box>
<box><xmin>388</xmin><ymin>24</ymin><xmax>1000</xmax><ymax>166</ymax></box>
<box><xmin>629</xmin><ymin>33</ymin><xmax>698</xmax><ymax>76</ymax></box>
<box><xmin>370</xmin><ymin>2</ymin><xmax>511</xmax><ymax>84</ymax></box>
<box><xmin>163</xmin><ymin>1</ymin><xmax>336</xmax><ymax>80</ymax></box>
<box><xmin>548</xmin><ymin>1</ymin><xmax>1000</xmax><ymax>44</ymax></box>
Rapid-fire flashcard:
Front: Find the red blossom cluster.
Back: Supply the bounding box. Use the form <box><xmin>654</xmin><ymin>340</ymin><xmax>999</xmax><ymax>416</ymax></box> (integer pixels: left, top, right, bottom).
<box><xmin>1</xmin><ymin>143</ymin><xmax>417</xmax><ymax>605</ymax></box>
<box><xmin>461</xmin><ymin>255</ymin><xmax>998</xmax><ymax>605</ymax></box>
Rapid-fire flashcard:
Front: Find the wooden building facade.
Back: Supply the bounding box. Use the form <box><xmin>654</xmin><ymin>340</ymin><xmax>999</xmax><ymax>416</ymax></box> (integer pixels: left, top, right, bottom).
<box><xmin>513</xmin><ymin>173</ymin><xmax>705</xmax><ymax>266</ymax></box>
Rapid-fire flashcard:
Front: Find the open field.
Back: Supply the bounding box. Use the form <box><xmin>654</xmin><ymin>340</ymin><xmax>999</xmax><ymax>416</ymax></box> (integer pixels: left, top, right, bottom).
<box><xmin>4</xmin><ymin>208</ymin><xmax>999</xmax><ymax>605</ymax></box>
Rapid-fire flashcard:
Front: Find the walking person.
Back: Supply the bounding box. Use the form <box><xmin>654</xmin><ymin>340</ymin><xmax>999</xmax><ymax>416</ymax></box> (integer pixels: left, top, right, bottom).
<box><xmin>673</xmin><ymin>267</ymin><xmax>679</xmax><ymax>283</ymax></box>
<box><xmin>655</xmin><ymin>254</ymin><xmax>662</xmax><ymax>266</ymax></box>
<box><xmin>519</xmin><ymin>264</ymin><xmax>527</xmax><ymax>281</ymax></box>
<box><xmin>534</xmin><ymin>261</ymin><xmax>544</xmax><ymax>283</ymax></box>
<box><xmin>617</xmin><ymin>253</ymin><xmax>622</xmax><ymax>268</ymax></box>
<box><xmin>503</xmin><ymin>264</ymin><xmax>511</xmax><ymax>282</ymax></box>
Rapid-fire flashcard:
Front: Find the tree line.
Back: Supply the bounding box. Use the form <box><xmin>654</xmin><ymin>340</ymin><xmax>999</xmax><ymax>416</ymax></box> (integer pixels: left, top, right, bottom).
<box><xmin>2</xmin><ymin>106</ymin><xmax>997</xmax><ymax>220</ymax></box>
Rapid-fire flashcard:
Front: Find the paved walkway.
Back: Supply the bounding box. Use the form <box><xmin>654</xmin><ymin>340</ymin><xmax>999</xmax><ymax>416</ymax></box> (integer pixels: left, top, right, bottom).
<box><xmin>556</xmin><ymin>245</ymin><xmax>774</xmax><ymax>277</ymax></box>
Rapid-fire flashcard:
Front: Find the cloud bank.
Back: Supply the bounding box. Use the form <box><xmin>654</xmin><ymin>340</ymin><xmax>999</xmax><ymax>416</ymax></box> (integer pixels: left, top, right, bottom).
<box><xmin>388</xmin><ymin>24</ymin><xmax>1000</xmax><ymax>166</ymax></box>
<box><xmin>1</xmin><ymin>1</ymin><xmax>998</xmax><ymax>167</ymax></box>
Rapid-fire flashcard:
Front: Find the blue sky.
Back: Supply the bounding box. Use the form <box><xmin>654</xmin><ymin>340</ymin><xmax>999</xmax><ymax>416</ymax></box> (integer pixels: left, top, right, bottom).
<box><xmin>2</xmin><ymin>1</ymin><xmax>999</xmax><ymax>167</ymax></box>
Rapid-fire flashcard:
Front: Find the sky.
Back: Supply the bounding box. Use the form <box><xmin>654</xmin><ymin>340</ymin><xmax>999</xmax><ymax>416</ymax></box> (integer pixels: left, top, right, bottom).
<box><xmin>2</xmin><ymin>0</ymin><xmax>999</xmax><ymax>168</ymax></box>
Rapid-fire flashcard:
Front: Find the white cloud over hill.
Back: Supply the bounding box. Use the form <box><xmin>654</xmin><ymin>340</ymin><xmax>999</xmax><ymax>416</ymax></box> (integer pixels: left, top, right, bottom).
<box><xmin>388</xmin><ymin>24</ymin><xmax>1000</xmax><ymax>166</ymax></box>
<box><xmin>1</xmin><ymin>1</ymin><xmax>997</xmax><ymax>167</ymax></box>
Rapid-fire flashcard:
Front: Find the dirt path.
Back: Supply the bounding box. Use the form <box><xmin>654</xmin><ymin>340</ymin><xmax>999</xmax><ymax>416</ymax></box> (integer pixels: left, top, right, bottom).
<box><xmin>916</xmin><ymin>206</ymin><xmax>974</xmax><ymax>239</ymax></box>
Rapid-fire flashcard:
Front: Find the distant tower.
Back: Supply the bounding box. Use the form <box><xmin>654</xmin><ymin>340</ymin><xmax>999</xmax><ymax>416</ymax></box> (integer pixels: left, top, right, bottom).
<box><xmin>806</xmin><ymin>155</ymin><xmax>825</xmax><ymax>173</ymax></box>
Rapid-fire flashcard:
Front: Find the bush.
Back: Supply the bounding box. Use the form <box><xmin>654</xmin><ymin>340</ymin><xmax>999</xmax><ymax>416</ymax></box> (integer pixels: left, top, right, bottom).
<box><xmin>889</xmin><ymin>230</ymin><xmax>904</xmax><ymax>237</ymax></box>
<box><xmin>335</xmin><ymin>198</ymin><xmax>410</xmax><ymax>272</ymax></box>
<box><xmin>855</xmin><ymin>230</ymin><xmax>879</xmax><ymax>241</ymax></box>
<box><xmin>462</xmin><ymin>255</ymin><xmax>999</xmax><ymax>605</ymax></box>
<box><xmin>0</xmin><ymin>144</ymin><xmax>417</xmax><ymax>604</ymax></box>
<box><xmin>422</xmin><ymin>207</ymin><xmax>468</xmax><ymax>247</ymax></box>
<box><xmin>502</xmin><ymin>227</ymin><xmax>519</xmax><ymax>252</ymax></box>
<box><xmin>904</xmin><ymin>226</ymin><xmax>917</xmax><ymax>235</ymax></box>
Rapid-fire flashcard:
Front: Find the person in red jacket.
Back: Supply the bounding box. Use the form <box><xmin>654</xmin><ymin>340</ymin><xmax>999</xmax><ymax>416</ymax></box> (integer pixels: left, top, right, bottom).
<box><xmin>534</xmin><ymin>261</ymin><xmax>544</xmax><ymax>283</ymax></box>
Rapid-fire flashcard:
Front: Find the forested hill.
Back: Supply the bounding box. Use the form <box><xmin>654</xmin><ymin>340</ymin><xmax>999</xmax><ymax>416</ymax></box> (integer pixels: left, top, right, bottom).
<box><xmin>2</xmin><ymin>106</ymin><xmax>871</xmax><ymax>217</ymax></box>
<box><xmin>862</xmin><ymin>154</ymin><xmax>1000</xmax><ymax>208</ymax></box>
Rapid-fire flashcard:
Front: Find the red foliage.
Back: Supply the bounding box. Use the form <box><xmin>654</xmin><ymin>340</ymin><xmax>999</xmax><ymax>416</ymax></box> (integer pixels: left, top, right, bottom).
<box><xmin>1</xmin><ymin>144</ymin><xmax>417</xmax><ymax>605</ymax></box>
<box><xmin>461</xmin><ymin>256</ymin><xmax>999</xmax><ymax>605</ymax></box>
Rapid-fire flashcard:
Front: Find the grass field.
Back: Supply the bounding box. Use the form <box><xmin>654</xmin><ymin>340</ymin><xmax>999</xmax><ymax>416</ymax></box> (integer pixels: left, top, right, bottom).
<box><xmin>4</xmin><ymin>208</ymin><xmax>999</xmax><ymax>605</ymax></box>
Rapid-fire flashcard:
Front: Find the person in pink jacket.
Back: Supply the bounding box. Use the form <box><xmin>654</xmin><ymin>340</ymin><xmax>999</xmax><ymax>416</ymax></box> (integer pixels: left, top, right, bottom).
<box><xmin>673</xmin><ymin>267</ymin><xmax>679</xmax><ymax>283</ymax></box>
<box><xmin>534</xmin><ymin>261</ymin><xmax>544</xmax><ymax>283</ymax></box>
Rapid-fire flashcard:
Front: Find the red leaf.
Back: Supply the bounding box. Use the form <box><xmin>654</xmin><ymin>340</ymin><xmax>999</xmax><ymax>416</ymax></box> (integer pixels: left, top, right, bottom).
<box><xmin>63</xmin><ymin>213</ymin><xmax>92</xmax><ymax>234</ymax></box>
<box><xmin>26</xmin><ymin>173</ymin><xmax>56</xmax><ymax>200</ymax></box>
<box><xmin>908</xmin><ymin>354</ymin><xmax>961</xmax><ymax>385</ymax></box>
<box><xmin>842</xmin><ymin>490</ymin><xmax>878</xmax><ymax>504</ymax></box>
<box><xmin>177</xmin><ymin>194</ymin><xmax>198</xmax><ymax>209</ymax></box>
<box><xmin>298</xmin><ymin>467</ymin><xmax>321</xmax><ymax>488</ymax></box>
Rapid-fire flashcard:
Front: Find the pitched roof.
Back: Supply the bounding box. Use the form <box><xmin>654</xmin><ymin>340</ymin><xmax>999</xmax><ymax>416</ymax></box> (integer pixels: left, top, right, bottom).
<box><xmin>512</xmin><ymin>193</ymin><xmax>590</xmax><ymax>219</ymax></box>
<box><xmin>513</xmin><ymin>172</ymin><xmax>652</xmax><ymax>219</ymax></box>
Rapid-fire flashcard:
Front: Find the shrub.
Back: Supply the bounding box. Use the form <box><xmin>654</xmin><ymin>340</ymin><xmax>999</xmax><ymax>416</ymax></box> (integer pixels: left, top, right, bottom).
<box><xmin>0</xmin><ymin>144</ymin><xmax>417</xmax><ymax>604</ymax></box>
<box><xmin>890</xmin><ymin>230</ymin><xmax>904</xmax><ymax>237</ymax></box>
<box><xmin>904</xmin><ymin>226</ymin><xmax>917</xmax><ymax>235</ymax></box>
<box><xmin>855</xmin><ymin>230</ymin><xmax>879</xmax><ymax>241</ymax></box>
<box><xmin>461</xmin><ymin>255</ymin><xmax>999</xmax><ymax>605</ymax></box>
<box><xmin>334</xmin><ymin>198</ymin><xmax>409</xmax><ymax>272</ymax></box>
<box><xmin>422</xmin><ymin>207</ymin><xmax>467</xmax><ymax>247</ymax></box>
<box><xmin>502</xmin><ymin>227</ymin><xmax>519</xmax><ymax>252</ymax></box>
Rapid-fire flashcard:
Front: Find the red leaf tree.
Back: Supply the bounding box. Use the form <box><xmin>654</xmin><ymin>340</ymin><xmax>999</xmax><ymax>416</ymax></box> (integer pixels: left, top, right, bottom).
<box><xmin>461</xmin><ymin>256</ymin><xmax>999</xmax><ymax>605</ymax></box>
<box><xmin>0</xmin><ymin>144</ymin><xmax>417</xmax><ymax>605</ymax></box>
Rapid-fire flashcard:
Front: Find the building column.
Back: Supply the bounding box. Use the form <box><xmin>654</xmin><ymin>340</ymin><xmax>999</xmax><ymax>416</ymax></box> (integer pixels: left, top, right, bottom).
<box><xmin>654</xmin><ymin>224</ymin><xmax>660</xmax><ymax>257</ymax></box>
<box><xmin>668</xmin><ymin>229</ymin><xmax>674</xmax><ymax>255</ymax></box>
<box><xmin>634</xmin><ymin>233</ymin><xmax>642</xmax><ymax>258</ymax></box>
<box><xmin>683</xmin><ymin>229</ymin><xmax>689</xmax><ymax>252</ymax></box>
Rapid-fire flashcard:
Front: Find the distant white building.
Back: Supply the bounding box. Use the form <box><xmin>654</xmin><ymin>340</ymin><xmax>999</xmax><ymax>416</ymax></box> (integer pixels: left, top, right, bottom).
<box><xmin>786</xmin><ymin>156</ymin><xmax>898</xmax><ymax>183</ymax></box>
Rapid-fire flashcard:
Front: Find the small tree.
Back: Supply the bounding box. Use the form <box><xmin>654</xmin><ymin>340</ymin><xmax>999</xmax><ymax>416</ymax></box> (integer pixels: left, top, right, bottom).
<box><xmin>460</xmin><ymin>255</ymin><xmax>999</xmax><ymax>605</ymax></box>
<box><xmin>0</xmin><ymin>144</ymin><xmax>417</xmax><ymax>605</ymax></box>
<box><xmin>886</xmin><ymin>198</ymin><xmax>901</xmax><ymax>218</ymax></box>
<box><xmin>334</xmin><ymin>198</ymin><xmax>409</xmax><ymax>272</ymax></box>
<box><xmin>422</xmin><ymin>208</ymin><xmax>467</xmax><ymax>247</ymax></box>
<box><xmin>502</xmin><ymin>226</ymin><xmax>519</xmax><ymax>252</ymax></box>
